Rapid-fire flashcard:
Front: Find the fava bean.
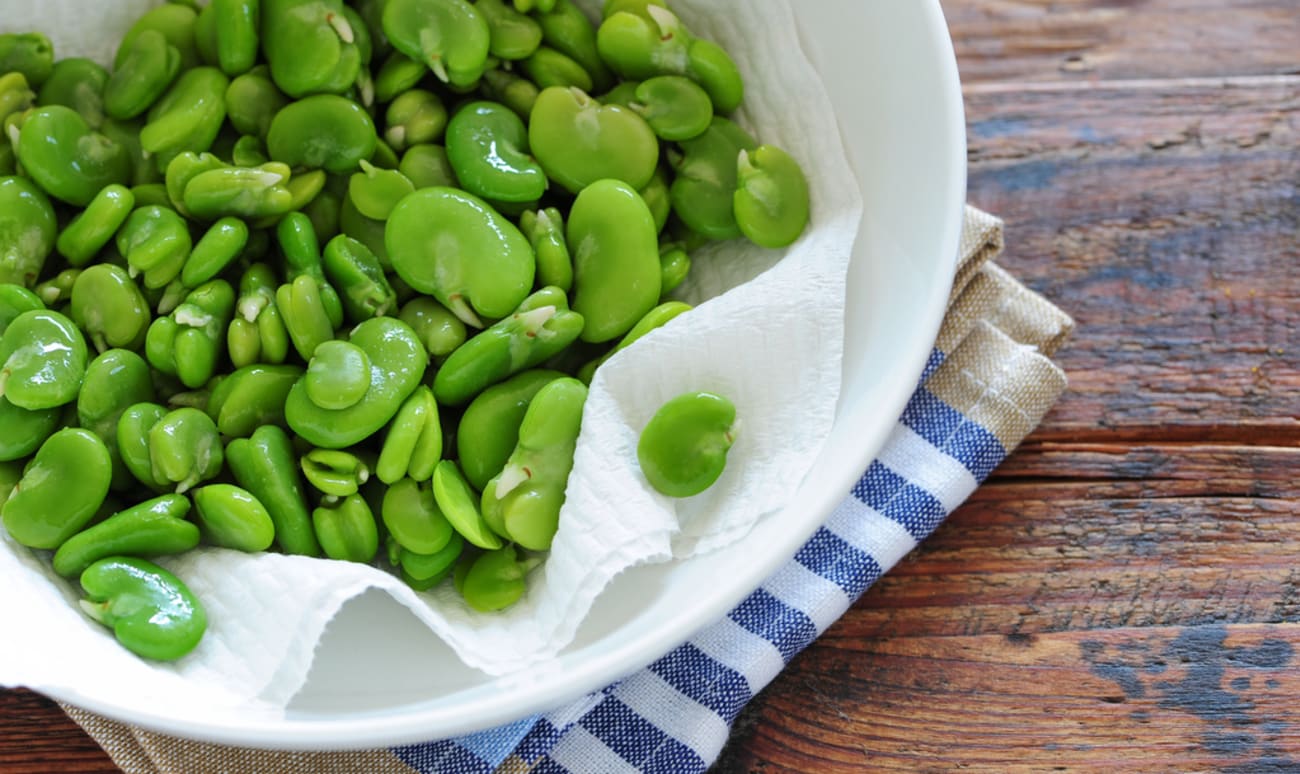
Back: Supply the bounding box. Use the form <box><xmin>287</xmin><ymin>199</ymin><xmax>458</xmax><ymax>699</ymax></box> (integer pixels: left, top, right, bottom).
<box><xmin>105</xmin><ymin>30</ymin><xmax>182</xmax><ymax>122</ymax></box>
<box><xmin>445</xmin><ymin>100</ymin><xmax>546</xmax><ymax>203</ymax></box>
<box><xmin>267</xmin><ymin>94</ymin><xmax>377</xmax><ymax>174</ymax></box>
<box><xmin>79</xmin><ymin>556</ymin><xmax>207</xmax><ymax>661</ymax></box>
<box><xmin>528</xmin><ymin>86</ymin><xmax>658</xmax><ymax>194</ymax></box>
<box><xmin>140</xmin><ymin>67</ymin><xmax>230</xmax><ymax>170</ymax></box>
<box><xmin>398</xmin><ymin>143</ymin><xmax>458</xmax><ymax>189</ymax></box>
<box><xmin>456</xmin><ymin>369</ymin><xmax>565</xmax><ymax>491</ymax></box>
<box><xmin>519</xmin><ymin>207</ymin><xmax>572</xmax><ymax>292</ymax></box>
<box><xmin>637</xmin><ymin>391</ymin><xmax>737</xmax><ymax>497</ymax></box>
<box><xmin>0</xmin><ymin>309</ymin><xmax>88</xmax><ymax>410</ymax></box>
<box><xmin>77</xmin><ymin>349</ymin><xmax>156</xmax><ymax>490</ymax></box>
<box><xmin>193</xmin><ymin>483</ymin><xmax>275</xmax><ymax>552</ymax></box>
<box><xmin>376</xmin><ymin>386</ymin><xmax>443</xmax><ymax>484</ymax></box>
<box><xmin>115</xmin><ymin>4</ymin><xmax>202</xmax><ymax>73</ymax></box>
<box><xmin>226</xmin><ymin>425</ymin><xmax>320</xmax><ymax>556</ymax></box>
<box><xmin>261</xmin><ymin>0</ymin><xmax>364</xmax><ymax>99</ymax></box>
<box><xmin>568</xmin><ymin>178</ymin><xmax>661</xmax><ymax>343</ymax></box>
<box><xmin>321</xmin><ymin>233</ymin><xmax>397</xmax><ymax>321</ymax></box>
<box><xmin>734</xmin><ymin>144</ymin><xmax>811</xmax><ymax>249</ymax></box>
<box><xmin>228</xmin><ymin>263</ymin><xmax>291</xmax><ymax>367</ymax></box>
<box><xmin>0</xmin><ymin>32</ymin><xmax>55</xmax><ymax>88</ymax></box>
<box><xmin>397</xmin><ymin>297</ymin><xmax>467</xmax><ymax>358</ymax></box>
<box><xmin>432</xmin><ymin>459</ymin><xmax>501</xmax><ymax>550</ymax></box>
<box><xmin>301</xmin><ymin>448</ymin><xmax>371</xmax><ymax>497</ymax></box>
<box><xmin>37</xmin><ymin>57</ymin><xmax>108</xmax><ymax>127</ymax></box>
<box><xmin>348</xmin><ymin>160</ymin><xmax>415</xmax><ymax>221</ymax></box>
<box><xmin>2</xmin><ymin>428</ymin><xmax>112</xmax><ymax>549</ymax></box>
<box><xmin>145</xmin><ymin>279</ymin><xmax>235</xmax><ymax>389</ymax></box>
<box><xmin>383</xmin><ymin>88</ymin><xmax>446</xmax><ymax>151</ymax></box>
<box><xmin>0</xmin><ymin>393</ymin><xmax>59</xmax><ymax>463</ymax></box>
<box><xmin>382</xmin><ymin>0</ymin><xmax>491</xmax><ymax>88</ymax></box>
<box><xmin>669</xmin><ymin>116</ymin><xmax>757</xmax><ymax>241</ymax></box>
<box><xmin>224</xmin><ymin>66</ymin><xmax>288</xmax><ymax>138</ymax></box>
<box><xmin>57</xmin><ymin>184</ymin><xmax>136</xmax><ymax>267</ymax></box>
<box><xmin>313</xmin><ymin>493</ymin><xmax>378</xmax><ymax>563</ymax></box>
<box><xmin>148</xmin><ymin>407</ymin><xmax>226</xmax><ymax>493</ymax></box>
<box><xmin>0</xmin><ymin>176</ymin><xmax>56</xmax><ymax>286</ymax></box>
<box><xmin>53</xmin><ymin>495</ymin><xmax>198</xmax><ymax>578</ymax></box>
<box><xmin>117</xmin><ymin>205</ymin><xmax>192</xmax><ymax>289</ymax></box>
<box><xmin>70</xmin><ymin>264</ymin><xmax>152</xmax><ymax>353</ymax></box>
<box><xmin>460</xmin><ymin>545</ymin><xmax>536</xmax><ymax>612</ymax></box>
<box><xmin>17</xmin><ymin>106</ymin><xmax>130</xmax><ymax>206</ymax></box>
<box><xmin>386</xmin><ymin>187</ymin><xmax>535</xmax><ymax>327</ymax></box>
<box><xmin>206</xmin><ymin>363</ymin><xmax>302</xmax><ymax>437</ymax></box>
<box><xmin>391</xmin><ymin>531</ymin><xmax>463</xmax><ymax>591</ymax></box>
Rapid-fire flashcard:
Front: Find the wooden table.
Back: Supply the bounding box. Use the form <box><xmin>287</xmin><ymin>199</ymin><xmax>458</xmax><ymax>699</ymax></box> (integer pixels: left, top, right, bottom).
<box><xmin>3</xmin><ymin>1</ymin><xmax>1297</xmax><ymax>771</ymax></box>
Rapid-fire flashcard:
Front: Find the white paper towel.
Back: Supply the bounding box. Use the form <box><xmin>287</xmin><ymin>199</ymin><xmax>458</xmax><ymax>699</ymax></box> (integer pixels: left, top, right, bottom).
<box><xmin>0</xmin><ymin>0</ymin><xmax>862</xmax><ymax>711</ymax></box>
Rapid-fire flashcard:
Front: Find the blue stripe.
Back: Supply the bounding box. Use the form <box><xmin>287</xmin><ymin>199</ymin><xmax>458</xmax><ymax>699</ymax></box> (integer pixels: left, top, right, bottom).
<box><xmin>795</xmin><ymin>528</ymin><xmax>884</xmax><ymax>598</ymax></box>
<box><xmin>728</xmin><ymin>588</ymin><xmax>819</xmax><ymax>663</ymax></box>
<box><xmin>513</xmin><ymin>717</ymin><xmax>561</xmax><ymax>764</ymax></box>
<box><xmin>579</xmin><ymin>697</ymin><xmax>706</xmax><ymax>773</ymax></box>
<box><xmin>530</xmin><ymin>758</ymin><xmax>569</xmax><ymax>774</ymax></box>
<box><xmin>391</xmin><ymin>740</ymin><xmax>493</xmax><ymax>774</ymax></box>
<box><xmin>919</xmin><ymin>348</ymin><xmax>946</xmax><ymax>382</ymax></box>
<box><xmin>648</xmin><ymin>643</ymin><xmax>752</xmax><ymax>723</ymax></box>
<box><xmin>901</xmin><ymin>389</ymin><xmax>1007</xmax><ymax>480</ymax></box>
<box><xmin>451</xmin><ymin>716</ymin><xmax>536</xmax><ymax>768</ymax></box>
<box><xmin>851</xmin><ymin>462</ymin><xmax>948</xmax><ymax>540</ymax></box>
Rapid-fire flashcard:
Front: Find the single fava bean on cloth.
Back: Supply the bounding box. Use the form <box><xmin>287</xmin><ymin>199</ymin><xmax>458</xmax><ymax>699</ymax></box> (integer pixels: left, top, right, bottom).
<box><xmin>638</xmin><ymin>391</ymin><xmax>738</xmax><ymax>498</ymax></box>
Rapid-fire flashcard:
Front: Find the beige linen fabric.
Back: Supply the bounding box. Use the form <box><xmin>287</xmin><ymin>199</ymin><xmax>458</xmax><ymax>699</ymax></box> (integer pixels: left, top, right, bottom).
<box><xmin>62</xmin><ymin>206</ymin><xmax>1073</xmax><ymax>774</ymax></box>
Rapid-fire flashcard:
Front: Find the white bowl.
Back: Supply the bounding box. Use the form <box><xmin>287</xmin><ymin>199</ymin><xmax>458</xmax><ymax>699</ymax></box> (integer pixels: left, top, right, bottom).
<box><xmin>46</xmin><ymin>0</ymin><xmax>966</xmax><ymax>748</ymax></box>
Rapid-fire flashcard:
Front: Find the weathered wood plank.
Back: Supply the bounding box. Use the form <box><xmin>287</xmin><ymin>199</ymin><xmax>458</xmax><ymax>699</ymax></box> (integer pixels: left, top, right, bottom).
<box><xmin>0</xmin><ymin>689</ymin><xmax>116</xmax><ymax>773</ymax></box>
<box><xmin>941</xmin><ymin>0</ymin><xmax>1300</xmax><ymax>83</ymax></box>
<box><xmin>722</xmin><ymin>624</ymin><xmax>1300</xmax><ymax>772</ymax></box>
<box><xmin>964</xmin><ymin>79</ymin><xmax>1300</xmax><ymax>441</ymax></box>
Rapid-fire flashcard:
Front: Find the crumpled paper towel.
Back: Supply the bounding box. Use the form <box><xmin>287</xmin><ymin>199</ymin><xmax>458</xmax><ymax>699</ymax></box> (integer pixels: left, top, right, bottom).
<box><xmin>0</xmin><ymin>0</ymin><xmax>862</xmax><ymax>712</ymax></box>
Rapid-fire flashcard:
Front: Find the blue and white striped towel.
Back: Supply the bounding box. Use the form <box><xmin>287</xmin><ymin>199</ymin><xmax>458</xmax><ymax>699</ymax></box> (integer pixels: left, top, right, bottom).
<box><xmin>66</xmin><ymin>206</ymin><xmax>1073</xmax><ymax>773</ymax></box>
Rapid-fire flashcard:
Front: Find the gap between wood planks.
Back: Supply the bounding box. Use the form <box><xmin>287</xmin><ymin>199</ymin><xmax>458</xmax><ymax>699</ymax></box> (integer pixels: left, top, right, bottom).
<box><xmin>963</xmin><ymin>73</ymin><xmax>1300</xmax><ymax>95</ymax></box>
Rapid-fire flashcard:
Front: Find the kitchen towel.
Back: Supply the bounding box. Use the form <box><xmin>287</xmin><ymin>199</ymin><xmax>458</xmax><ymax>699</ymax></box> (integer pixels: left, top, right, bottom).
<box><xmin>63</xmin><ymin>204</ymin><xmax>1075</xmax><ymax>773</ymax></box>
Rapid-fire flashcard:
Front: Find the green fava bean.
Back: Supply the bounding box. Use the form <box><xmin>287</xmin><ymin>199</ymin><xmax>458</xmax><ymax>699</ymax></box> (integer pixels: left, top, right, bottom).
<box><xmin>445</xmin><ymin>100</ymin><xmax>546</xmax><ymax>203</ymax></box>
<box><xmin>163</xmin><ymin>150</ymin><xmax>223</xmax><ymax>216</ymax></box>
<box><xmin>149</xmin><ymin>407</ymin><xmax>225</xmax><ymax>493</ymax></box>
<box><xmin>0</xmin><ymin>176</ymin><xmax>57</xmax><ymax>286</ymax></box>
<box><xmin>225</xmin><ymin>67</ymin><xmax>288</xmax><ymax>137</ymax></box>
<box><xmin>301</xmin><ymin>448</ymin><xmax>370</xmax><ymax>497</ymax></box>
<box><xmin>0</xmin><ymin>285</ymin><xmax>43</xmax><ymax>336</ymax></box>
<box><xmin>16</xmin><ymin>106</ymin><xmax>130</xmax><ymax>206</ymax></box>
<box><xmin>33</xmin><ymin>268</ymin><xmax>80</xmax><ymax>307</ymax></box>
<box><xmin>639</xmin><ymin>165</ymin><xmax>671</xmax><ymax>234</ymax></box>
<box><xmin>304</xmin><ymin>340</ymin><xmax>370</xmax><ymax>410</ymax></box>
<box><xmin>182</xmin><ymin>161</ymin><xmax>295</xmax><ymax>221</ymax></box>
<box><xmin>105</xmin><ymin>30</ymin><xmax>182</xmax><ymax>122</ymax></box>
<box><xmin>382</xmin><ymin>477</ymin><xmax>453</xmax><ymax>555</ymax></box>
<box><xmin>393</xmin><ymin>531</ymin><xmax>463</xmax><ymax>590</ymax></box>
<box><xmin>630</xmin><ymin>75</ymin><xmax>712</xmax><ymax>141</ymax></box>
<box><xmin>313</xmin><ymin>493</ymin><xmax>379</xmax><ymax>563</ymax></box>
<box><xmin>658</xmin><ymin>242</ymin><xmax>691</xmax><ymax>295</ymax></box>
<box><xmin>433</xmin><ymin>286</ymin><xmax>585</xmax><ymax>406</ymax></box>
<box><xmin>519</xmin><ymin>207</ymin><xmax>572</xmax><ymax>292</ymax></box>
<box><xmin>37</xmin><ymin>58</ymin><xmax>108</xmax><ymax>127</ymax></box>
<box><xmin>116</xmin><ymin>4</ymin><xmax>202</xmax><ymax>72</ymax></box>
<box><xmin>398</xmin><ymin>297</ymin><xmax>466</xmax><ymax>358</ymax></box>
<box><xmin>286</xmin><ymin>316</ymin><xmax>428</xmax><ymax>448</ymax></box>
<box><xmin>211</xmin><ymin>0</ymin><xmax>261</xmax><ymax>76</ymax></box>
<box><xmin>432</xmin><ymin>459</ymin><xmax>501</xmax><ymax>550</ymax></box>
<box><xmin>57</xmin><ymin>184</ymin><xmax>136</xmax><ymax>267</ymax></box>
<box><xmin>477</xmin><ymin>0</ymin><xmax>542</xmax><ymax>60</ymax></box>
<box><xmin>521</xmin><ymin>47</ymin><xmax>592</xmax><ymax>91</ymax></box>
<box><xmin>146</xmin><ymin>280</ymin><xmax>236</xmax><ymax>389</ymax></box>
<box><xmin>0</xmin><ymin>396</ymin><xmax>59</xmax><ymax>463</ymax></box>
<box><xmin>638</xmin><ymin>391</ymin><xmax>737</xmax><ymax>497</ymax></box>
<box><xmin>376</xmin><ymin>386</ymin><xmax>442</xmax><ymax>484</ymax></box>
<box><xmin>0</xmin><ymin>71</ymin><xmax>36</xmax><ymax>129</ymax></box>
<box><xmin>461</xmin><ymin>545</ymin><xmax>536</xmax><ymax>612</ymax></box>
<box><xmin>231</xmin><ymin>134</ymin><xmax>269</xmax><ymax>167</ymax></box>
<box><xmin>52</xmin><ymin>495</ymin><xmax>198</xmax><ymax>578</ymax></box>
<box><xmin>338</xmin><ymin>192</ymin><xmax>391</xmax><ymax>270</ymax></box>
<box><xmin>206</xmin><ymin>363</ymin><xmax>302</xmax><ymax>437</ymax></box>
<box><xmin>193</xmin><ymin>484</ymin><xmax>275</xmax><ymax>552</ymax></box>
<box><xmin>278</xmin><ymin>212</ymin><xmax>344</xmax><ymax>327</ymax></box>
<box><xmin>383</xmin><ymin>89</ymin><xmax>447</xmax><ymax>151</ymax></box>
<box><xmin>228</xmin><ymin>263</ymin><xmax>290</xmax><ymax>368</ymax></box>
<box><xmin>118</xmin><ymin>402</ymin><xmax>170</xmax><ymax>491</ymax></box>
<box><xmin>669</xmin><ymin>116</ymin><xmax>758</xmax><ymax>242</ymax></box>
<box><xmin>386</xmin><ymin>187</ymin><xmax>535</xmax><ymax>327</ymax></box>
<box><xmin>321</xmin><ymin>233</ymin><xmax>397</xmax><ymax>321</ymax></box>
<box><xmin>373</xmin><ymin>53</ymin><xmax>426</xmax><ymax>104</ymax></box>
<box><xmin>0</xmin><ymin>32</ymin><xmax>55</xmax><ymax>88</ymax></box>
<box><xmin>734</xmin><ymin>145</ymin><xmax>811</xmax><ymax>249</ymax></box>
<box><xmin>348</xmin><ymin>160</ymin><xmax>415</xmax><ymax>221</ymax></box>
<box><xmin>536</xmin><ymin>0</ymin><xmax>614</xmax><ymax>92</ymax></box>
<box><xmin>79</xmin><ymin>557</ymin><xmax>207</xmax><ymax>661</ymax></box>
<box><xmin>226</xmin><ymin>426</ymin><xmax>320</xmax><ymax>556</ymax></box>
<box><xmin>262</xmin><ymin>0</ymin><xmax>364</xmax><ymax>99</ymax></box>
<box><xmin>70</xmin><ymin>264</ymin><xmax>152</xmax><ymax>353</ymax></box>
<box><xmin>117</xmin><ymin>205</ymin><xmax>192</xmax><ymax>289</ymax></box>
<box><xmin>2</xmin><ymin>428</ymin><xmax>112</xmax><ymax>549</ymax></box>
<box><xmin>130</xmin><ymin>183</ymin><xmax>173</xmax><ymax>210</ymax></box>
<box><xmin>0</xmin><ymin>460</ymin><xmax>19</xmax><ymax>509</ymax></box>
<box><xmin>456</xmin><ymin>369</ymin><xmax>565</xmax><ymax>491</ymax></box>
<box><xmin>183</xmin><ymin>217</ymin><xmax>250</xmax><ymax>287</ymax></box>
<box><xmin>482</xmin><ymin>376</ymin><xmax>586</xmax><ymax>550</ymax></box>
<box><xmin>140</xmin><ymin>67</ymin><xmax>230</xmax><ymax>170</ymax></box>
<box><xmin>276</xmin><ymin>275</ymin><xmax>336</xmax><ymax>361</ymax></box>
<box><xmin>480</xmin><ymin>68</ymin><xmax>538</xmax><ymax>120</ymax></box>
<box><xmin>267</xmin><ymin>94</ymin><xmax>377</xmax><ymax>174</ymax></box>
<box><xmin>568</xmin><ymin>178</ymin><xmax>661</xmax><ymax>343</ymax></box>
<box><xmin>0</xmin><ymin>310</ymin><xmax>88</xmax><ymax>410</ymax></box>
<box><xmin>577</xmin><ymin>300</ymin><xmax>690</xmax><ymax>383</ymax></box>
<box><xmin>398</xmin><ymin>144</ymin><xmax>458</xmax><ymax>189</ymax></box>
<box><xmin>77</xmin><ymin>349</ymin><xmax>155</xmax><ymax>490</ymax></box>
<box><xmin>383</xmin><ymin>0</ymin><xmax>490</xmax><ymax>88</ymax></box>
<box><xmin>528</xmin><ymin>86</ymin><xmax>658</xmax><ymax>194</ymax></box>
<box><xmin>596</xmin><ymin>6</ymin><xmax>743</xmax><ymax>113</ymax></box>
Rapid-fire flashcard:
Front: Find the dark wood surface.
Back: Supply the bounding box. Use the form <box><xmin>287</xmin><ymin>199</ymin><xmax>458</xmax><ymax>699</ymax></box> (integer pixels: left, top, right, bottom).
<box><xmin>3</xmin><ymin>1</ymin><xmax>1297</xmax><ymax>771</ymax></box>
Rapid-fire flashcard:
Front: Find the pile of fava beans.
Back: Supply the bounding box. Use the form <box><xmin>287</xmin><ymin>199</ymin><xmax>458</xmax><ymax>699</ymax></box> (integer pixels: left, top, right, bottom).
<box><xmin>0</xmin><ymin>0</ymin><xmax>806</xmax><ymax>662</ymax></box>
